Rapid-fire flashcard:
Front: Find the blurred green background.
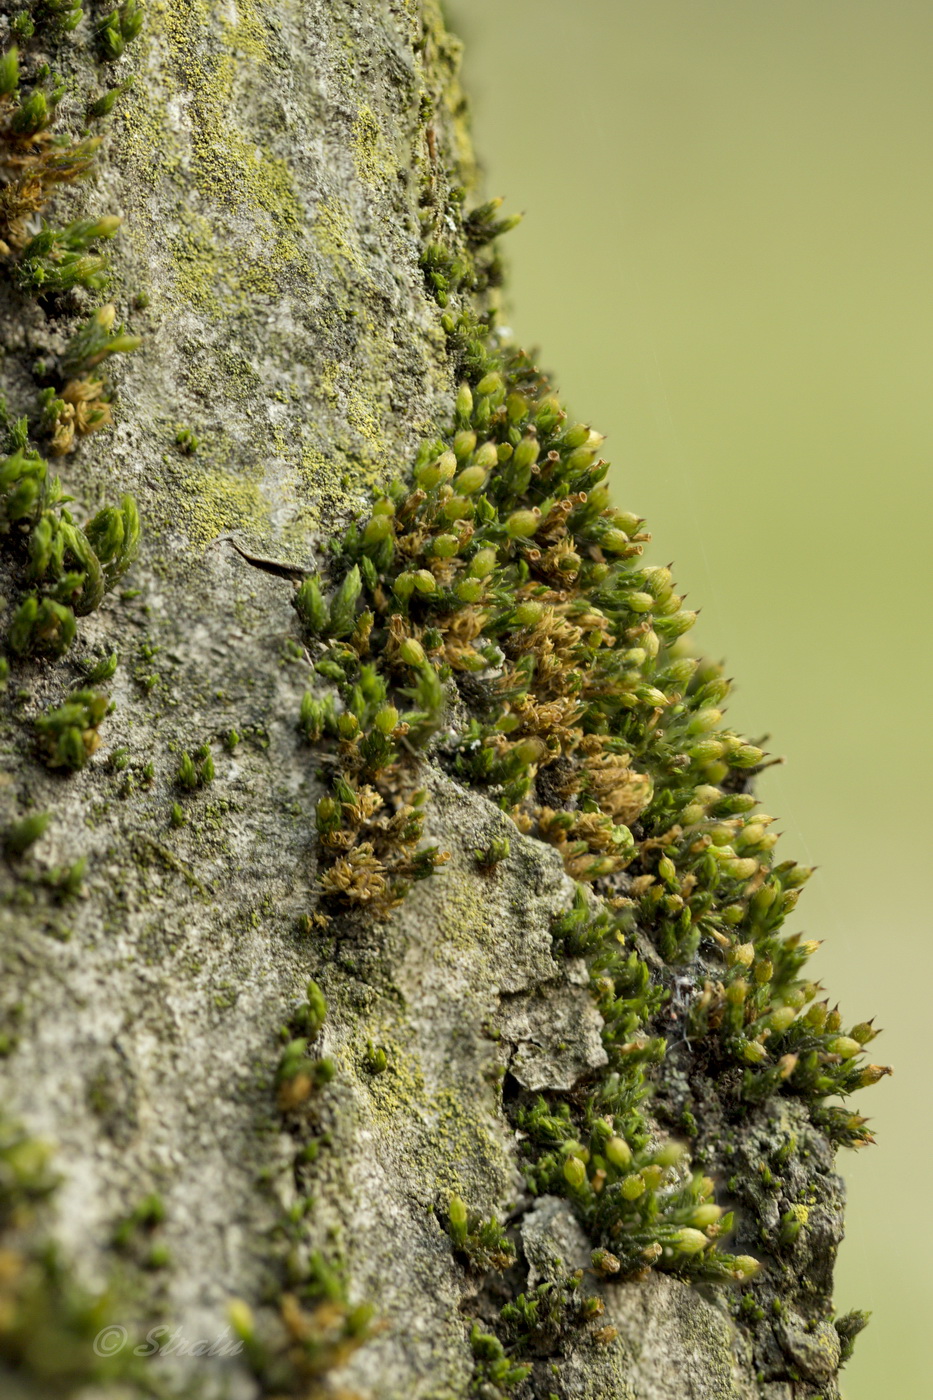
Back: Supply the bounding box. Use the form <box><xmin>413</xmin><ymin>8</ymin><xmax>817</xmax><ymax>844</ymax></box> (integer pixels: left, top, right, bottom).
<box><xmin>448</xmin><ymin>2</ymin><xmax>931</xmax><ymax>1395</ymax></box>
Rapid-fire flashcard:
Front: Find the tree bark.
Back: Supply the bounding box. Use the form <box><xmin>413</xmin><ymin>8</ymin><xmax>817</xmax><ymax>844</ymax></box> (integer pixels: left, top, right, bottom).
<box><xmin>0</xmin><ymin>5</ymin><xmax>861</xmax><ymax>1400</ymax></box>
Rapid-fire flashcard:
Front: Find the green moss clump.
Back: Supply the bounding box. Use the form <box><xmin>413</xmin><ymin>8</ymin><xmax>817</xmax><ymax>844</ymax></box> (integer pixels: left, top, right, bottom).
<box><xmin>499</xmin><ymin>1270</ymin><xmax>612</xmax><ymax>1356</ymax></box>
<box><xmin>445</xmin><ymin>1193</ymin><xmax>515</xmax><ymax>1273</ymax></box>
<box><xmin>97</xmin><ymin>0</ymin><xmax>145</xmax><ymax>62</ymax></box>
<box><xmin>3</xmin><ymin>810</ymin><xmax>50</xmax><ymax>856</ymax></box>
<box><xmin>1</xmin><ymin>437</ymin><xmax>139</xmax><ymax>659</ymax></box>
<box><xmin>0</xmin><ymin>1112</ymin><xmax>142</xmax><ymax>1389</ymax></box>
<box><xmin>0</xmin><ymin>19</ymin><xmax>143</xmax><ymax>664</ymax></box>
<box><xmin>287</xmin><ymin>126</ymin><xmax>884</xmax><ymax>1374</ymax></box>
<box><xmin>469</xmin><ymin>1322</ymin><xmax>531</xmax><ymax>1397</ymax></box>
<box><xmin>226</xmin><ymin>984</ymin><xmax>374</xmax><ymax>1393</ymax></box>
<box><xmin>0</xmin><ymin>23</ymin><xmax>134</xmax><ymax>280</ymax></box>
<box><xmin>176</xmin><ymin>743</ymin><xmax>215</xmax><ymax>792</ymax></box>
<box><xmin>0</xmin><ymin>1</ymin><xmax>879</xmax><ymax>1390</ymax></box>
<box><xmin>229</xmin><ymin>1254</ymin><xmax>373</xmax><ymax>1397</ymax></box>
<box><xmin>35</xmin><ymin>687</ymin><xmax>111</xmax><ymax>771</ymax></box>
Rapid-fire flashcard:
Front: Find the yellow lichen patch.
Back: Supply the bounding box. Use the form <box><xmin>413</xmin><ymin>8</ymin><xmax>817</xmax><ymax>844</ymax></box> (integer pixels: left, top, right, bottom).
<box><xmin>315</xmin><ymin>351</ymin><xmax>392</xmax><ymax>476</ymax></box>
<box><xmin>152</xmin><ymin>0</ymin><xmax>309</xmax><ymax>302</ymax></box>
<box><xmin>157</xmin><ymin>0</ymin><xmax>301</xmax><ymax>226</ymax></box>
<box><xmin>346</xmin><ymin>384</ymin><xmax>390</xmax><ymax>467</ymax></box>
<box><xmin>295</xmin><ymin>442</ymin><xmax>376</xmax><ymax>527</ymax></box>
<box><xmin>314</xmin><ymin>196</ymin><xmax>366</xmax><ymax>278</ymax></box>
<box><xmin>358</xmin><ymin>1024</ymin><xmax>507</xmax><ymax>1201</ymax></box>
<box><xmin>358</xmin><ymin>1032</ymin><xmax>428</xmax><ymax>1127</ymax></box>
<box><xmin>247</xmin><ymin>230</ymin><xmax>309</xmax><ymax>291</ymax></box>
<box><xmin>168</xmin><ymin>208</ymin><xmax>308</xmax><ymax>314</ymax></box>
<box><xmin>299</xmin><ymin>443</ymin><xmax>339</xmax><ymax>485</ymax></box>
<box><xmin>319</xmin><ymin>361</ymin><xmax>340</xmax><ymax>405</ymax></box>
<box><xmin>194</xmin><ymin>76</ymin><xmax>305</xmax><ymax>229</ymax></box>
<box><xmin>176</xmin><ymin>467</ymin><xmax>268</xmax><ymax>547</ymax></box>
<box><xmin>219</xmin><ymin>0</ymin><xmax>270</xmax><ymax>64</ymax></box>
<box><xmin>279</xmin><ymin>494</ymin><xmax>324</xmax><ymax>550</ymax></box>
<box><xmin>117</xmin><ymin>74</ymin><xmax>182</xmax><ymax>191</ymax></box>
<box><xmin>425</xmin><ymin>1087</ymin><xmax>509</xmax><ymax>1198</ymax></box>
<box><xmin>168</xmin><ymin>211</ymin><xmax>242</xmax><ymax>315</ymax></box>
<box><xmin>183</xmin><ymin>350</ymin><xmax>263</xmax><ymax>405</ymax></box>
<box><xmin>351</xmin><ymin>107</ymin><xmax>396</xmax><ymax>188</ymax></box>
<box><xmin>326</xmin><ymin>5</ymin><xmax>363</xmax><ymax>88</ymax></box>
<box><xmin>267</xmin><ymin>423</ymin><xmax>299</xmax><ymax>473</ymax></box>
<box><xmin>296</xmin><ymin>445</ymin><xmax>333</xmax><ymax>495</ymax></box>
<box><xmin>436</xmin><ymin>875</ymin><xmax>490</xmax><ymax>963</ymax></box>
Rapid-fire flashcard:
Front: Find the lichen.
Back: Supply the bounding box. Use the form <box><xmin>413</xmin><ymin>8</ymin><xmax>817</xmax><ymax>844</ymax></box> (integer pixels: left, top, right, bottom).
<box><xmin>159</xmin><ymin>0</ymin><xmax>306</xmax><ymax>228</ymax></box>
<box><xmin>174</xmin><ymin>463</ymin><xmax>269</xmax><ymax>547</ymax></box>
<box><xmin>351</xmin><ymin>105</ymin><xmax>397</xmax><ymax>188</ymax></box>
<box><xmin>314</xmin><ymin>195</ymin><xmax>367</xmax><ymax>279</ymax></box>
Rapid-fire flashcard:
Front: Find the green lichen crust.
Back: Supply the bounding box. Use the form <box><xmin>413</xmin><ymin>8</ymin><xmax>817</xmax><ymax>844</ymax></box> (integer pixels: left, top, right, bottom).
<box><xmin>0</xmin><ymin>2</ymin><xmax>881</xmax><ymax>1399</ymax></box>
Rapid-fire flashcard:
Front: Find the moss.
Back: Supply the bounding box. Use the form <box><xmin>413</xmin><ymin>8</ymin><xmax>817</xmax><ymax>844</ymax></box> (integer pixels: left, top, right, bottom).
<box><xmin>0</xmin><ymin>1112</ymin><xmax>146</xmax><ymax>1391</ymax></box>
<box><xmin>35</xmin><ymin>688</ymin><xmax>111</xmax><ymax>771</ymax></box>
<box><xmin>0</xmin><ymin>2</ymin><xmax>873</xmax><ymax>1394</ymax></box>
<box><xmin>241</xmin><ymin>982</ymin><xmax>376</xmax><ymax>1392</ymax></box>
<box><xmin>278</xmin><ymin>8</ymin><xmax>881</xmax><ymax>1370</ymax></box>
<box><xmin>0</xmin><ymin>32</ymin><xmax>142</xmax><ymax>908</ymax></box>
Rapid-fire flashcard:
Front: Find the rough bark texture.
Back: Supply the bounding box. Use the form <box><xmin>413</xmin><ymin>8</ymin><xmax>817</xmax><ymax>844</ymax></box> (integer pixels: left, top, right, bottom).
<box><xmin>0</xmin><ymin>5</ymin><xmax>856</xmax><ymax>1400</ymax></box>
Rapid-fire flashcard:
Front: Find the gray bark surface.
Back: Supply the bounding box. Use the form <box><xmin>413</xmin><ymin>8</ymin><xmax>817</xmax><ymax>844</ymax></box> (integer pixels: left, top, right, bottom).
<box><xmin>0</xmin><ymin>4</ymin><xmax>848</xmax><ymax>1399</ymax></box>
